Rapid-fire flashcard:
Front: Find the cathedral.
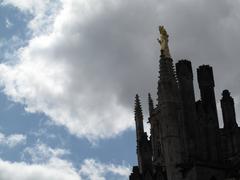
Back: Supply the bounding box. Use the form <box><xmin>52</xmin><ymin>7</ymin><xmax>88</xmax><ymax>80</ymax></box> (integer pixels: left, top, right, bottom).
<box><xmin>129</xmin><ymin>26</ymin><xmax>240</xmax><ymax>180</ymax></box>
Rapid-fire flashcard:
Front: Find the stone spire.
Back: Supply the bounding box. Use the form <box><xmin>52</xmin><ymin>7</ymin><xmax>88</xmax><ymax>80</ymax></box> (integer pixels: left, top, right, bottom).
<box><xmin>157</xmin><ymin>27</ymin><xmax>177</xmax><ymax>104</ymax></box>
<box><xmin>157</xmin><ymin>54</ymin><xmax>178</xmax><ymax>104</ymax></box>
<box><xmin>134</xmin><ymin>94</ymin><xmax>144</xmax><ymax>142</ymax></box>
<box><xmin>156</xmin><ymin>27</ymin><xmax>184</xmax><ymax>180</ymax></box>
<box><xmin>148</xmin><ymin>93</ymin><xmax>154</xmax><ymax>116</ymax></box>
<box><xmin>134</xmin><ymin>94</ymin><xmax>152</xmax><ymax>174</ymax></box>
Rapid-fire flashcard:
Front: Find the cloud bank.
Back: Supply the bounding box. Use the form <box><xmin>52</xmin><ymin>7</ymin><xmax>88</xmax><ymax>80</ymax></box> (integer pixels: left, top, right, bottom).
<box><xmin>0</xmin><ymin>142</ymin><xmax>130</xmax><ymax>180</ymax></box>
<box><xmin>1</xmin><ymin>0</ymin><xmax>240</xmax><ymax>141</ymax></box>
<box><xmin>0</xmin><ymin>157</ymin><xmax>130</xmax><ymax>180</ymax></box>
<box><xmin>0</xmin><ymin>158</ymin><xmax>80</xmax><ymax>180</ymax></box>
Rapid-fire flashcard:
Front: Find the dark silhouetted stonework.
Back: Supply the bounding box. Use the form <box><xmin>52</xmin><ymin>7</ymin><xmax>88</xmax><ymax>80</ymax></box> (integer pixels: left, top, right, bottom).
<box><xmin>129</xmin><ymin>54</ymin><xmax>240</xmax><ymax>180</ymax></box>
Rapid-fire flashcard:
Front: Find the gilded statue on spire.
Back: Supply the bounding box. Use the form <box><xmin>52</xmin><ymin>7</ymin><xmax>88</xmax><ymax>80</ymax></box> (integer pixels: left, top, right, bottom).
<box><xmin>157</xmin><ymin>26</ymin><xmax>171</xmax><ymax>58</ymax></box>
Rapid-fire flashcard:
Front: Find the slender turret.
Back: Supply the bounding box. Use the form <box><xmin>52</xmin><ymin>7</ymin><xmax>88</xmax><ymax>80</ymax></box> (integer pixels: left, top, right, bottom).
<box><xmin>176</xmin><ymin>60</ymin><xmax>198</xmax><ymax>160</ymax></box>
<box><xmin>134</xmin><ymin>94</ymin><xmax>152</xmax><ymax>174</ymax></box>
<box><xmin>197</xmin><ymin>65</ymin><xmax>219</xmax><ymax>127</ymax></box>
<box><xmin>135</xmin><ymin>94</ymin><xmax>144</xmax><ymax>140</ymax></box>
<box><xmin>134</xmin><ymin>94</ymin><xmax>144</xmax><ymax>173</ymax></box>
<box><xmin>221</xmin><ymin>90</ymin><xmax>238</xmax><ymax>129</ymax></box>
<box><xmin>220</xmin><ymin>90</ymin><xmax>239</xmax><ymax>158</ymax></box>
<box><xmin>197</xmin><ymin>65</ymin><xmax>220</xmax><ymax>161</ymax></box>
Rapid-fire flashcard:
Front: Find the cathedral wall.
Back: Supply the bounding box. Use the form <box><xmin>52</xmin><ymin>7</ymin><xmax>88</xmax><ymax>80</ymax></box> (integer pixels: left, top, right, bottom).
<box><xmin>195</xmin><ymin>165</ymin><xmax>226</xmax><ymax>180</ymax></box>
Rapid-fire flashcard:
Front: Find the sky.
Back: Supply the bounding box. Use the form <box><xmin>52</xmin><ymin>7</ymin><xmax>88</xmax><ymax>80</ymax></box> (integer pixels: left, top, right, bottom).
<box><xmin>0</xmin><ymin>0</ymin><xmax>240</xmax><ymax>179</ymax></box>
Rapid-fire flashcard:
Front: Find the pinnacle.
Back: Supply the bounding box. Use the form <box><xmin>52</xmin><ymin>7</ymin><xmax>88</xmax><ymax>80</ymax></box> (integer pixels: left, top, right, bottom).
<box><xmin>134</xmin><ymin>94</ymin><xmax>143</xmax><ymax>120</ymax></box>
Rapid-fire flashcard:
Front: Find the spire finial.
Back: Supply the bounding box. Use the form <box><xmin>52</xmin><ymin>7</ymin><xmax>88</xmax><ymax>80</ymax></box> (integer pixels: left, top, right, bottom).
<box><xmin>157</xmin><ymin>25</ymin><xmax>171</xmax><ymax>58</ymax></box>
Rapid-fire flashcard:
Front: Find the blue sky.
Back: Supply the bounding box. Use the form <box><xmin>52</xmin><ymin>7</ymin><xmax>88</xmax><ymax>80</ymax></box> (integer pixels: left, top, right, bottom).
<box><xmin>0</xmin><ymin>0</ymin><xmax>240</xmax><ymax>179</ymax></box>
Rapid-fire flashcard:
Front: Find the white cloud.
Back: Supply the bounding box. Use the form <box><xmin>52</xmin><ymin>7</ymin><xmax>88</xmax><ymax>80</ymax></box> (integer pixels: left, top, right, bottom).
<box><xmin>0</xmin><ymin>139</ymin><xmax>131</xmax><ymax>179</ymax></box>
<box><xmin>2</xmin><ymin>0</ymin><xmax>49</xmax><ymax>12</ymax></box>
<box><xmin>2</xmin><ymin>0</ymin><xmax>240</xmax><ymax>141</ymax></box>
<box><xmin>22</xmin><ymin>143</ymin><xmax>70</xmax><ymax>163</ymax></box>
<box><xmin>2</xmin><ymin>0</ymin><xmax>61</xmax><ymax>34</ymax></box>
<box><xmin>79</xmin><ymin>159</ymin><xmax>130</xmax><ymax>180</ymax></box>
<box><xmin>0</xmin><ymin>36</ymin><xmax>26</xmax><ymax>62</ymax></box>
<box><xmin>0</xmin><ymin>0</ymin><xmax>134</xmax><ymax>141</ymax></box>
<box><xmin>20</xmin><ymin>143</ymin><xmax>130</xmax><ymax>180</ymax></box>
<box><xmin>0</xmin><ymin>132</ymin><xmax>26</xmax><ymax>148</ymax></box>
<box><xmin>0</xmin><ymin>158</ymin><xmax>81</xmax><ymax>180</ymax></box>
<box><xmin>0</xmin><ymin>157</ymin><xmax>130</xmax><ymax>180</ymax></box>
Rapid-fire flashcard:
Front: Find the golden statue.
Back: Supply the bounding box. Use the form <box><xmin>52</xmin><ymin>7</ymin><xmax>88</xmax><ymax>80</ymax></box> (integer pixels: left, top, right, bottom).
<box><xmin>157</xmin><ymin>26</ymin><xmax>171</xmax><ymax>58</ymax></box>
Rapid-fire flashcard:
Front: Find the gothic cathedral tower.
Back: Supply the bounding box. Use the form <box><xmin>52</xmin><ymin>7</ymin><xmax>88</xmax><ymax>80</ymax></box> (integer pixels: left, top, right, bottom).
<box><xmin>129</xmin><ymin>27</ymin><xmax>240</xmax><ymax>180</ymax></box>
